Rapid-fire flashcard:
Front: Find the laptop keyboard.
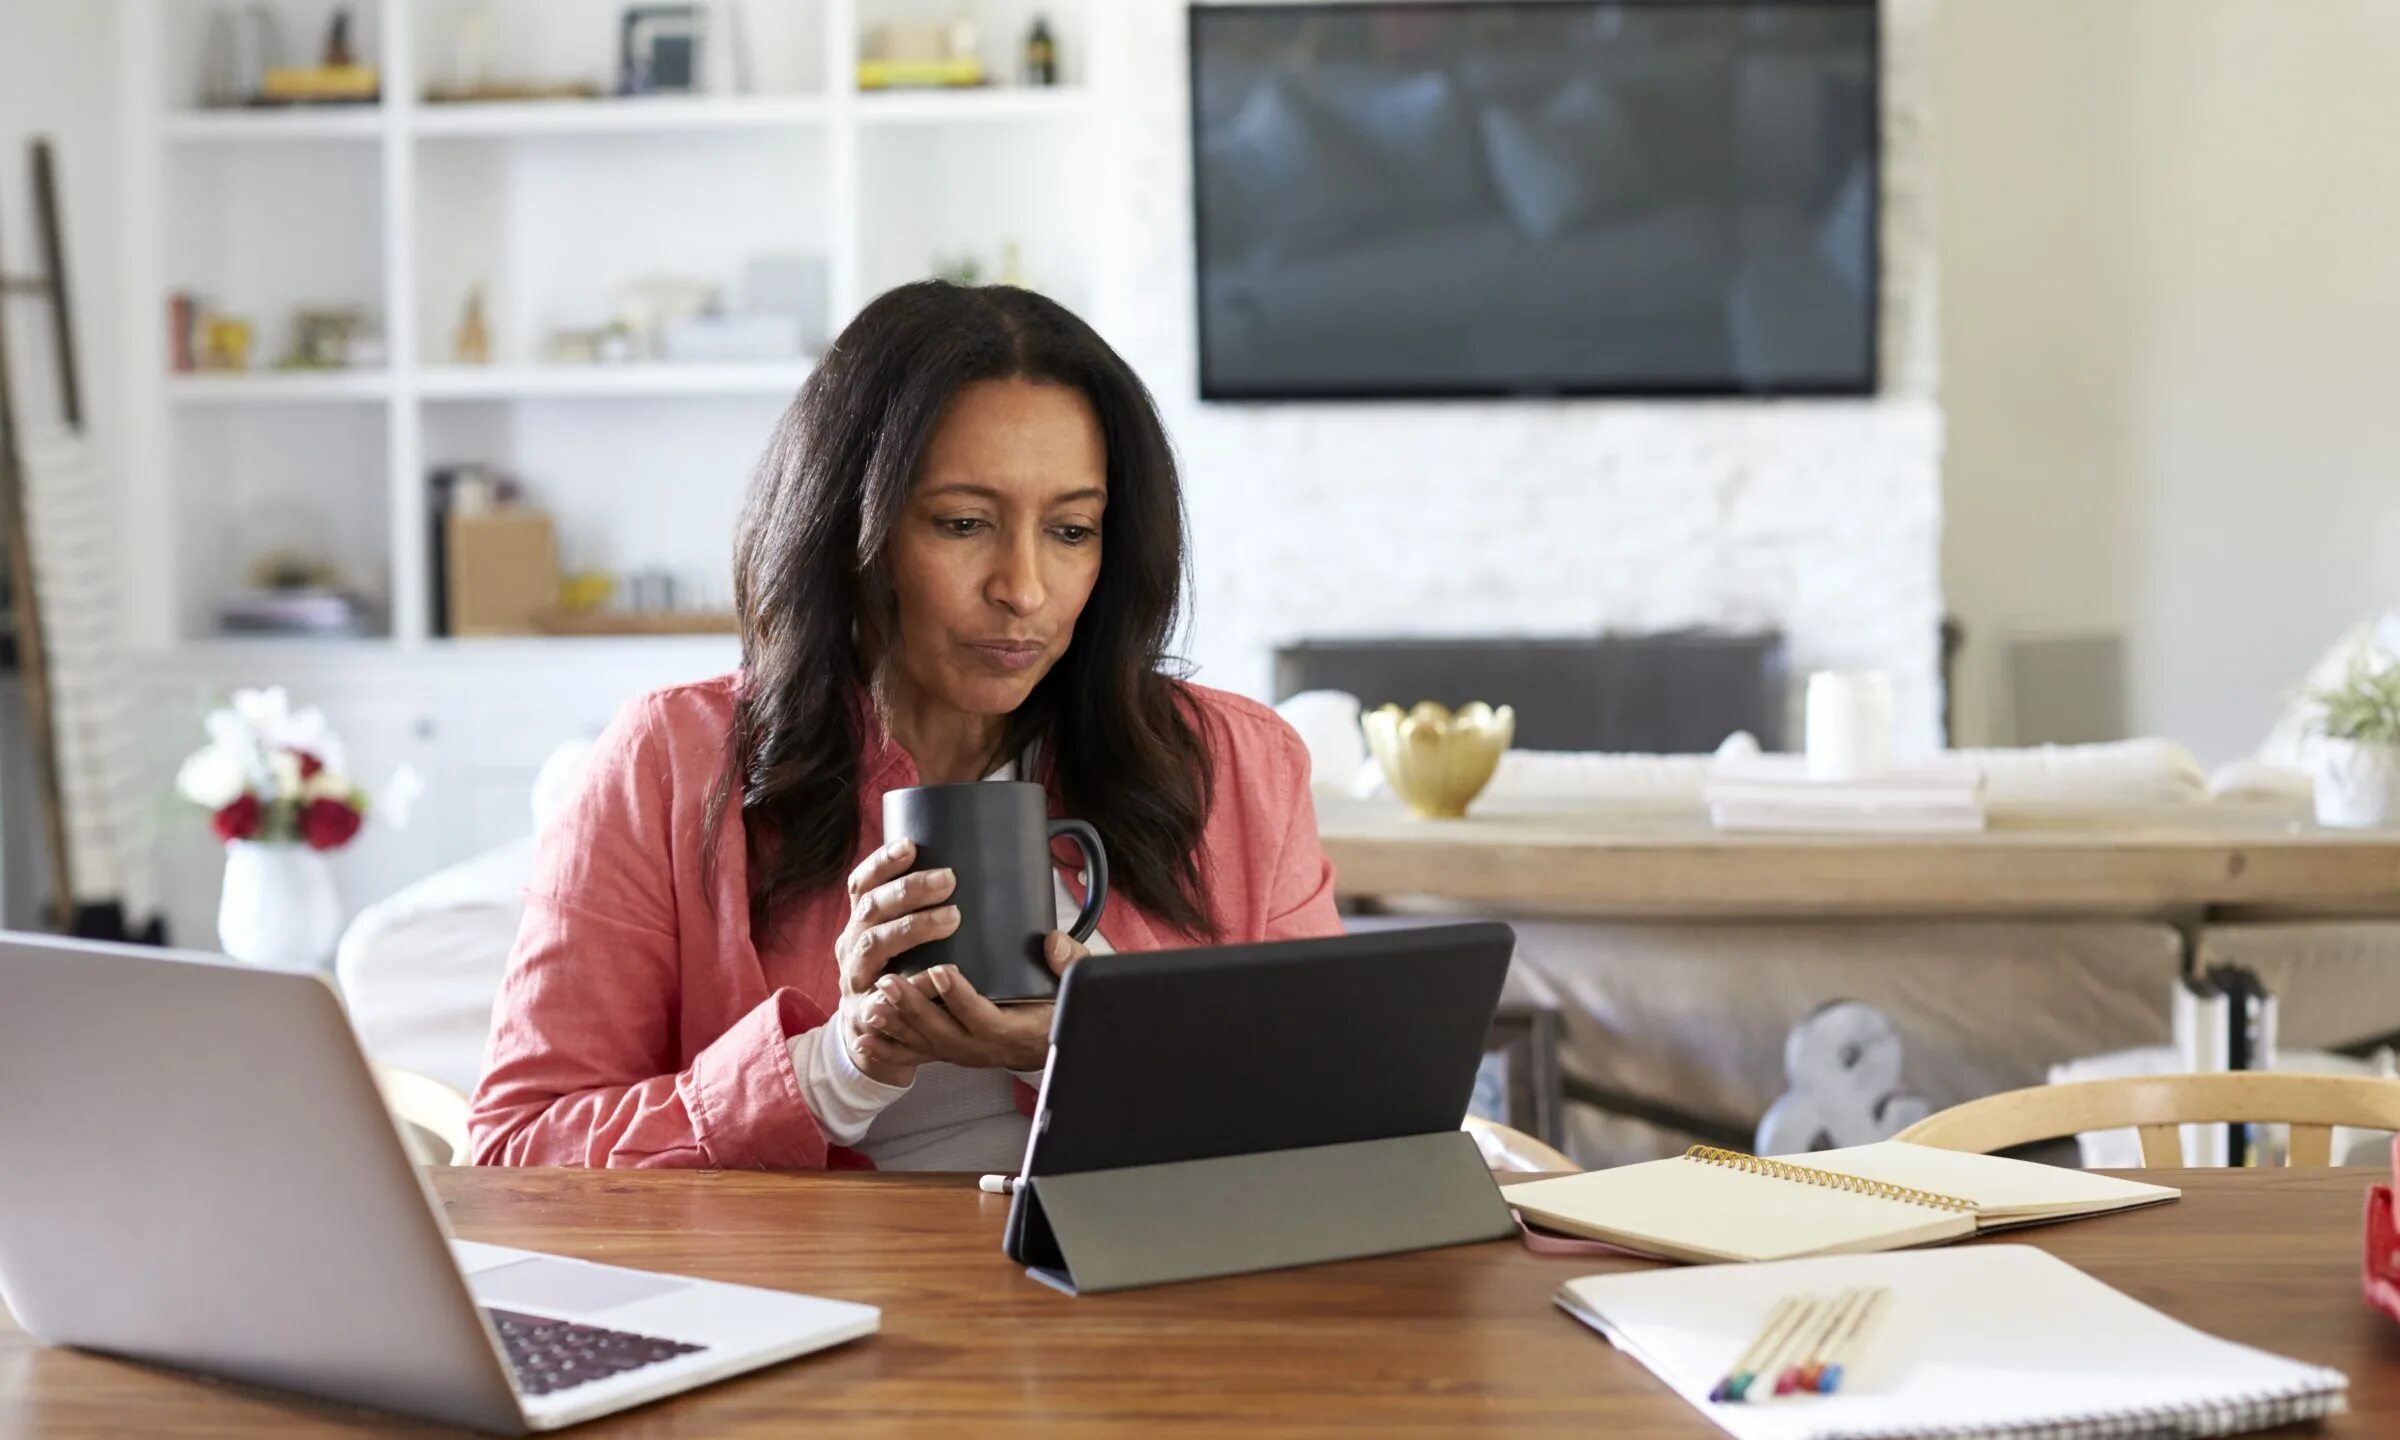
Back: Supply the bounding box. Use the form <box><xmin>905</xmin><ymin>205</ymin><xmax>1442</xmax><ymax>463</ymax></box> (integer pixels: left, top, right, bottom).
<box><xmin>485</xmin><ymin>1307</ymin><xmax>707</xmax><ymax>1397</ymax></box>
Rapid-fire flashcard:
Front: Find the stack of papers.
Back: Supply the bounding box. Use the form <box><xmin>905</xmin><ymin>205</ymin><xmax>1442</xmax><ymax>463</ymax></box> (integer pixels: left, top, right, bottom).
<box><xmin>1703</xmin><ymin>755</ymin><xmax>1986</xmax><ymax>834</ymax></box>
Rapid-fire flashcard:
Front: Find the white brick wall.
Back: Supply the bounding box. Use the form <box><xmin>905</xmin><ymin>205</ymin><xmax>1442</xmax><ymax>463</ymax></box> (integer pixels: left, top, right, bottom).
<box><xmin>1095</xmin><ymin>0</ymin><xmax>1946</xmax><ymax>750</ymax></box>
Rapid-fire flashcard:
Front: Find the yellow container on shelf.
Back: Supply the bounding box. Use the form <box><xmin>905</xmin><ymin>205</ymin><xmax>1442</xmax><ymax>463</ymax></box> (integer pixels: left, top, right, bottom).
<box><xmin>259</xmin><ymin>65</ymin><xmax>380</xmax><ymax>103</ymax></box>
<box><xmin>856</xmin><ymin>58</ymin><xmax>987</xmax><ymax>89</ymax></box>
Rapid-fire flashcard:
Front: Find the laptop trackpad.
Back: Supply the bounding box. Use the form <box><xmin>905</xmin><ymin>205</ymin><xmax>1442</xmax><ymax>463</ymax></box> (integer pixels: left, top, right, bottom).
<box><xmin>470</xmin><ymin>1256</ymin><xmax>692</xmax><ymax>1316</ymax></box>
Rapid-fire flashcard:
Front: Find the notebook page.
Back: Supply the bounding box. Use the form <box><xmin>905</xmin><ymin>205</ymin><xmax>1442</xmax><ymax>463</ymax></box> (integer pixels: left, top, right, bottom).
<box><xmin>1787</xmin><ymin>1142</ymin><xmax>2179</xmax><ymax>1222</ymax></box>
<box><xmin>1559</xmin><ymin>1246</ymin><xmax>2345</xmax><ymax>1440</ymax></box>
<box><xmin>1501</xmin><ymin>1156</ymin><xmax>1972</xmax><ymax>1264</ymax></box>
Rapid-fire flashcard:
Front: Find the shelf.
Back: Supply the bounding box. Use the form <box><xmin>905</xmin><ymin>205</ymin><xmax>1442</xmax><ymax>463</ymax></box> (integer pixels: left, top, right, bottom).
<box><xmin>852</xmin><ymin>87</ymin><xmax>1093</xmax><ymax>125</ymax></box>
<box><xmin>151</xmin><ymin>634</ymin><xmax>740</xmax><ymax>665</ymax></box>
<box><xmin>417</xmin><ymin>634</ymin><xmax>745</xmax><ymax>670</ymax></box>
<box><xmin>167</xmin><ymin>371</ymin><xmax>392</xmax><ymax>404</ymax></box>
<box><xmin>412</xmin><ymin>95</ymin><xmax>830</xmax><ymax>138</ymax></box>
<box><xmin>531</xmin><ymin>609</ymin><xmax>738</xmax><ymax>637</ymax></box>
<box><xmin>148</xmin><ymin>637</ymin><xmax>396</xmax><ymax>670</ymax></box>
<box><xmin>161</xmin><ymin>107</ymin><xmax>387</xmax><ymax>142</ymax></box>
<box><xmin>417</xmin><ymin>363</ymin><xmax>816</xmax><ymax>401</ymax></box>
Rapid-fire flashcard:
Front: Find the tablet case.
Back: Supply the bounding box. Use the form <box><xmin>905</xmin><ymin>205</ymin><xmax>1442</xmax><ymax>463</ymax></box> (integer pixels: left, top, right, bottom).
<box><xmin>1009</xmin><ymin>1130</ymin><xmax>1515</xmax><ymax>1295</ymax></box>
<box><xmin>1000</xmin><ymin>923</ymin><xmax>1522</xmax><ymax>1294</ymax></box>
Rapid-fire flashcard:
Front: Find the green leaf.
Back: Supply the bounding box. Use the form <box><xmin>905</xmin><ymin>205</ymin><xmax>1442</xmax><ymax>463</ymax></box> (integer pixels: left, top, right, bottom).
<box><xmin>2300</xmin><ymin>660</ymin><xmax>2400</xmax><ymax>744</ymax></box>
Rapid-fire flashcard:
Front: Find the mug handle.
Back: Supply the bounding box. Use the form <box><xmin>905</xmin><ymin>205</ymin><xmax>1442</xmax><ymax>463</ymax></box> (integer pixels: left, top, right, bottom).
<box><xmin>1047</xmin><ymin>819</ymin><xmax>1109</xmax><ymax>944</ymax></box>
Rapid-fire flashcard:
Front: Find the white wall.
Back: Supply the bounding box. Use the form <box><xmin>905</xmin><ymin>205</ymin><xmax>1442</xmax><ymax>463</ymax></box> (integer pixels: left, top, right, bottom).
<box><xmin>1935</xmin><ymin>0</ymin><xmax>2140</xmax><ymax>748</ymax></box>
<box><xmin>1941</xmin><ymin>0</ymin><xmax>2400</xmax><ymax>762</ymax></box>
<box><xmin>0</xmin><ymin>4</ymin><xmax>121</xmax><ymax>460</ymax></box>
<box><xmin>1102</xmin><ymin>0</ymin><xmax>1951</xmax><ymax>752</ymax></box>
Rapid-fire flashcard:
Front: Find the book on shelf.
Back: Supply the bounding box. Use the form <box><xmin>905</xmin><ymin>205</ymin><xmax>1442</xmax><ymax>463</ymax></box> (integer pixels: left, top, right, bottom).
<box><xmin>216</xmin><ymin>587</ymin><xmax>369</xmax><ymax>638</ymax></box>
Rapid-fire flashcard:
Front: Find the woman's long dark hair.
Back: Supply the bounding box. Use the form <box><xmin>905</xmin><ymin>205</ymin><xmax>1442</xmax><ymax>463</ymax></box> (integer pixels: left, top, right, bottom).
<box><xmin>703</xmin><ymin>281</ymin><xmax>1215</xmax><ymax>941</ymax></box>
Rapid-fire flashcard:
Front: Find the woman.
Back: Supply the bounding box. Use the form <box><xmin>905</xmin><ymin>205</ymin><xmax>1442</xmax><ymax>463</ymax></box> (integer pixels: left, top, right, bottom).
<box><xmin>469</xmin><ymin>282</ymin><xmax>1342</xmax><ymax>1171</ymax></box>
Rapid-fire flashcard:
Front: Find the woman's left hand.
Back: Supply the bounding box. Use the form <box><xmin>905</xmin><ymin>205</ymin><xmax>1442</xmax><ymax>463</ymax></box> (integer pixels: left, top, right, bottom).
<box><xmin>859</xmin><ymin>931</ymin><xmax>1090</xmax><ymax>1073</ymax></box>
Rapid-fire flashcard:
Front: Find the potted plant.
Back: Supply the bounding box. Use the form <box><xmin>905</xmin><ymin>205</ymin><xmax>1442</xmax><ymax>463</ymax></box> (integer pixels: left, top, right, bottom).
<box><xmin>176</xmin><ymin>687</ymin><xmax>382</xmax><ymax>968</ymax></box>
<box><xmin>2301</xmin><ymin>661</ymin><xmax>2400</xmax><ymax>828</ymax></box>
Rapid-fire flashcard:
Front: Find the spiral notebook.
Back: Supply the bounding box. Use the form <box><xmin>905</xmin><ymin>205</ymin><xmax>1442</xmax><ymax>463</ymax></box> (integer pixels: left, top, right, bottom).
<box><xmin>1558</xmin><ymin>1246</ymin><xmax>2347</xmax><ymax>1440</ymax></box>
<box><xmin>1502</xmin><ymin>1142</ymin><xmax>2178</xmax><ymax>1264</ymax></box>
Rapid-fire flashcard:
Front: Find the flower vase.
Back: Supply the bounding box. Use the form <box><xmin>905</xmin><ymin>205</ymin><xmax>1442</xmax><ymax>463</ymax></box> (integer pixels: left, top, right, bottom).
<box><xmin>217</xmin><ymin>840</ymin><xmax>344</xmax><ymax>969</ymax></box>
<box><xmin>2314</xmin><ymin>739</ymin><xmax>2400</xmax><ymax>829</ymax></box>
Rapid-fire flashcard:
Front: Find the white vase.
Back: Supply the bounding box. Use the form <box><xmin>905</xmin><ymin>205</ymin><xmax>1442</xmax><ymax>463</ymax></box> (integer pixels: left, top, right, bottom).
<box><xmin>2313</xmin><ymin>738</ymin><xmax>2400</xmax><ymax>829</ymax></box>
<box><xmin>217</xmin><ymin>840</ymin><xmax>344</xmax><ymax>969</ymax></box>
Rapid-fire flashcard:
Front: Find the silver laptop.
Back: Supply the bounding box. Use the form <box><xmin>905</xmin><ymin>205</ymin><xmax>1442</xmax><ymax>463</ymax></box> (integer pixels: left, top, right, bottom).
<box><xmin>0</xmin><ymin>932</ymin><xmax>878</xmax><ymax>1433</ymax></box>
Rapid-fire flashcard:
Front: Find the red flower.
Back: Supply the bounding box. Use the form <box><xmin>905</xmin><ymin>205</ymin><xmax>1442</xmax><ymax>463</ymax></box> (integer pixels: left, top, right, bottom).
<box><xmin>300</xmin><ymin>797</ymin><xmax>363</xmax><ymax>852</ymax></box>
<box><xmin>211</xmin><ymin>794</ymin><xmax>262</xmax><ymax>843</ymax></box>
<box><xmin>294</xmin><ymin>749</ymin><xmax>325</xmax><ymax>781</ymax></box>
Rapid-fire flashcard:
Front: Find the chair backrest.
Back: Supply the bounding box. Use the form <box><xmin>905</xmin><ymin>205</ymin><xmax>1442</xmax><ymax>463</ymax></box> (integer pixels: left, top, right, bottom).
<box><xmin>371</xmin><ymin>1062</ymin><xmax>473</xmax><ymax>1167</ymax></box>
<box><xmin>1894</xmin><ymin>1073</ymin><xmax>2400</xmax><ymax>1167</ymax></box>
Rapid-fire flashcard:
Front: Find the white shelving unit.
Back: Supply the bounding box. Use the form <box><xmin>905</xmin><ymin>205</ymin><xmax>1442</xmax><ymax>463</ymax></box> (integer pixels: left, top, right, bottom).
<box><xmin>115</xmin><ymin>0</ymin><xmax>1121</xmax><ymax>942</ymax></box>
<box><xmin>121</xmin><ymin>0</ymin><xmax>1109</xmax><ymax>654</ymax></box>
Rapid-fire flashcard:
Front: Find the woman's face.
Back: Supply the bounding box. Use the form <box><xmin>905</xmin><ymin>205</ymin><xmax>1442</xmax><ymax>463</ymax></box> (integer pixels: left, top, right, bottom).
<box><xmin>885</xmin><ymin>377</ymin><xmax>1108</xmax><ymax>719</ymax></box>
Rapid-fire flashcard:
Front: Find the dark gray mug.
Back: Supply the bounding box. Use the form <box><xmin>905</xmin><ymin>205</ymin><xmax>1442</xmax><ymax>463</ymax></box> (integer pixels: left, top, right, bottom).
<box><xmin>880</xmin><ymin>781</ymin><xmax>1108</xmax><ymax>1002</ymax></box>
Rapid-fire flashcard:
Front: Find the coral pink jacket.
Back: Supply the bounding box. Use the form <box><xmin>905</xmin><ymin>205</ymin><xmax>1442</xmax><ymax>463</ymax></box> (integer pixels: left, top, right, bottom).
<box><xmin>469</xmin><ymin>674</ymin><xmax>1342</xmax><ymax>1170</ymax></box>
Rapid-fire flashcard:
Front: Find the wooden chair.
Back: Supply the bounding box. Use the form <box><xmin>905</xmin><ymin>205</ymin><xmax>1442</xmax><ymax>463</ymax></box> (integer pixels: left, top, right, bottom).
<box><xmin>372</xmin><ymin>1062</ymin><xmax>473</xmax><ymax>1167</ymax></box>
<box><xmin>1894</xmin><ymin>1073</ymin><xmax>2400</xmax><ymax>1168</ymax></box>
<box><xmin>1463</xmin><ymin>1114</ymin><xmax>1580</xmax><ymax>1174</ymax></box>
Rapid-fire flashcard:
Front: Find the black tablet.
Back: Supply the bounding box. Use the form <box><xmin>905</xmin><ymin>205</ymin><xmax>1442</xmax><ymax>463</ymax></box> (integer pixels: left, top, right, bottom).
<box><xmin>1002</xmin><ymin>921</ymin><xmax>1516</xmax><ymax>1275</ymax></box>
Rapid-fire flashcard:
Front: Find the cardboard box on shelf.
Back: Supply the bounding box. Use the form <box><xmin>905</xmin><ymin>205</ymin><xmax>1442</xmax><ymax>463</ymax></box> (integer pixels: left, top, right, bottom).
<box><xmin>445</xmin><ymin>508</ymin><xmax>559</xmax><ymax>637</ymax></box>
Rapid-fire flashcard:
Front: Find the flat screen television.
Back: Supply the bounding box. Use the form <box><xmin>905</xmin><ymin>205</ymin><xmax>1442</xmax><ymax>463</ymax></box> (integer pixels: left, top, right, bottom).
<box><xmin>1189</xmin><ymin>0</ymin><xmax>1880</xmax><ymax>400</ymax></box>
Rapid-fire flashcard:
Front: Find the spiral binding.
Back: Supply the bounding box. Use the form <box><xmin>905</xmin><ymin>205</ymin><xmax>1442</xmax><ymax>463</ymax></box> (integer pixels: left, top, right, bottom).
<box><xmin>1682</xmin><ymin>1145</ymin><xmax>1981</xmax><ymax>1215</ymax></box>
<box><xmin>1817</xmin><ymin>1376</ymin><xmax>2345</xmax><ymax>1437</ymax></box>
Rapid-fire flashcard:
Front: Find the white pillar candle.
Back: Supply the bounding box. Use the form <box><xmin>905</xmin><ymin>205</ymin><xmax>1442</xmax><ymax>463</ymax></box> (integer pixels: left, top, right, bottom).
<box><xmin>1805</xmin><ymin>671</ymin><xmax>1895</xmax><ymax>781</ymax></box>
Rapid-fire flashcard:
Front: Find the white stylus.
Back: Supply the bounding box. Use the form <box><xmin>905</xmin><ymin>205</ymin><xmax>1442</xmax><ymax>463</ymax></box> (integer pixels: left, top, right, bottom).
<box><xmin>978</xmin><ymin>1174</ymin><xmax>1023</xmax><ymax>1195</ymax></box>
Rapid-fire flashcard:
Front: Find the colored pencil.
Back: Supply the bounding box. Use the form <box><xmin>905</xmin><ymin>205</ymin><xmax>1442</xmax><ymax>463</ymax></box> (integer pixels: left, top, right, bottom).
<box><xmin>1773</xmin><ymin>1290</ymin><xmax>1860</xmax><ymax>1395</ymax></box>
<box><xmin>1814</xmin><ymin>1285</ymin><xmax>1892</xmax><ymax>1394</ymax></box>
<box><xmin>1788</xmin><ymin>1288</ymin><xmax>1871</xmax><ymax>1394</ymax></box>
<box><xmin>1709</xmin><ymin>1295</ymin><xmax>1806</xmax><ymax>1403</ymax></box>
<box><xmin>1748</xmin><ymin>1293</ymin><xmax>1835</xmax><ymax>1401</ymax></box>
<box><xmin>1737</xmin><ymin>1296</ymin><xmax>1824</xmax><ymax>1401</ymax></box>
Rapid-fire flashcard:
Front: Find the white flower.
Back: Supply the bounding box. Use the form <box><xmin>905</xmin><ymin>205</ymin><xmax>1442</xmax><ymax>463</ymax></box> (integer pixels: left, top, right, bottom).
<box><xmin>203</xmin><ymin>705</ymin><xmax>269</xmax><ymax>786</ymax></box>
<box><xmin>282</xmin><ymin>705</ymin><xmax>347</xmax><ymax>775</ymax></box>
<box><xmin>269</xmin><ymin>750</ymin><xmax>304</xmax><ymax>802</ymax></box>
<box><xmin>192</xmin><ymin>686</ymin><xmax>363</xmax><ymax>815</ymax></box>
<box><xmin>177</xmin><ymin>743</ymin><xmax>251</xmax><ymax>809</ymax></box>
<box><xmin>203</xmin><ymin>687</ymin><xmax>354</xmax><ymax>790</ymax></box>
<box><xmin>302</xmin><ymin>767</ymin><xmax>356</xmax><ymax>804</ymax></box>
<box><xmin>230</xmin><ymin>687</ymin><xmax>293</xmax><ymax>743</ymax></box>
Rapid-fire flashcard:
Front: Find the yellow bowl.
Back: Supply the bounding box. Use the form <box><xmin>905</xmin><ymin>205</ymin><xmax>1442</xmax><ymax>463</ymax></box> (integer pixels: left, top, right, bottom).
<box><xmin>1362</xmin><ymin>701</ymin><xmax>1515</xmax><ymax>819</ymax></box>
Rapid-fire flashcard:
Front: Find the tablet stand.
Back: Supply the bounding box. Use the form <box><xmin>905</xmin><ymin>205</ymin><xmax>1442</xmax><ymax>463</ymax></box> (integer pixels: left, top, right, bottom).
<box><xmin>1011</xmin><ymin>1129</ymin><xmax>1516</xmax><ymax>1295</ymax></box>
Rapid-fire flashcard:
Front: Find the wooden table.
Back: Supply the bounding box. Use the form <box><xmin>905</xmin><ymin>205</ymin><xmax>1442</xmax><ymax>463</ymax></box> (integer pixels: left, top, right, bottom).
<box><xmin>5</xmin><ymin>1167</ymin><xmax>2398</xmax><ymax>1436</ymax></box>
<box><xmin>1317</xmin><ymin>799</ymin><xmax>2400</xmax><ymax>920</ymax></box>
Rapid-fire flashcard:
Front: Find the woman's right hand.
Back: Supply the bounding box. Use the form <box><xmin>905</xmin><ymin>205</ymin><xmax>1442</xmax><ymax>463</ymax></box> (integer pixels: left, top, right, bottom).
<box><xmin>834</xmin><ymin>839</ymin><xmax>960</xmax><ymax>1086</ymax></box>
